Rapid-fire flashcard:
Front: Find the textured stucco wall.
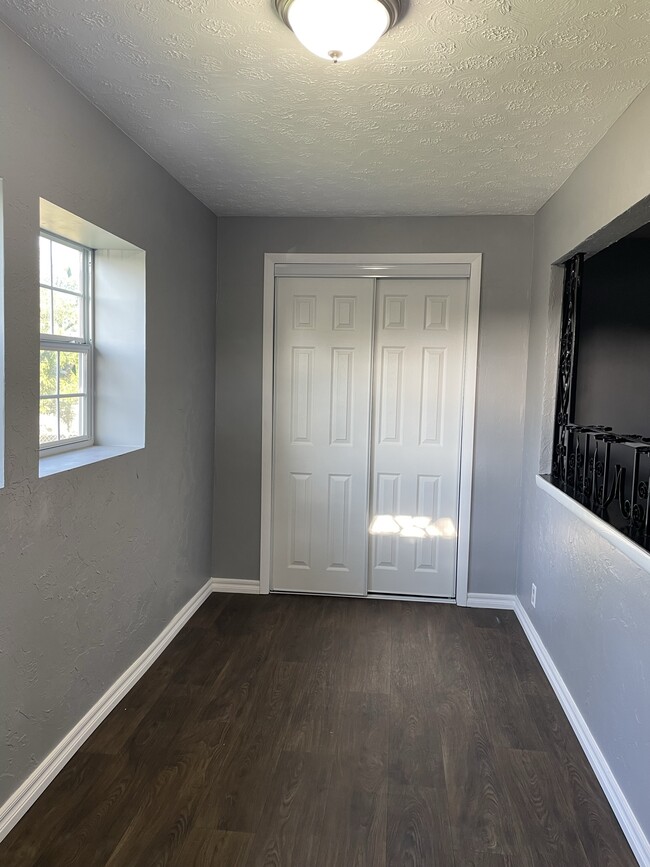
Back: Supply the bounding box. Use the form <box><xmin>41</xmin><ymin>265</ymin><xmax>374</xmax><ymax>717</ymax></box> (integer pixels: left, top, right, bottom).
<box><xmin>0</xmin><ymin>22</ymin><xmax>217</xmax><ymax>804</ymax></box>
<box><xmin>517</xmin><ymin>86</ymin><xmax>650</xmax><ymax>839</ymax></box>
<box><xmin>212</xmin><ymin>216</ymin><xmax>534</xmax><ymax>595</ymax></box>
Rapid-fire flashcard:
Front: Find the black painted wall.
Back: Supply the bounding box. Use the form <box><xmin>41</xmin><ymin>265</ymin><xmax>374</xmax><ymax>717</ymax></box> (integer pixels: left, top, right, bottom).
<box><xmin>574</xmin><ymin>236</ymin><xmax>650</xmax><ymax>435</ymax></box>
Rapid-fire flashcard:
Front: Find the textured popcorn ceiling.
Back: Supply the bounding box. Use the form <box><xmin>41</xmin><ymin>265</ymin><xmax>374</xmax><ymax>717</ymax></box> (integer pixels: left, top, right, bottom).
<box><xmin>1</xmin><ymin>0</ymin><xmax>649</xmax><ymax>215</ymax></box>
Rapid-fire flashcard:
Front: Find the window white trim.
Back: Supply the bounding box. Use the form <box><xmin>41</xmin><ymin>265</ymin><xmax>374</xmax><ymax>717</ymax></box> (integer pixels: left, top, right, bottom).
<box><xmin>40</xmin><ymin>199</ymin><xmax>141</xmax><ymax>252</ymax></box>
<box><xmin>260</xmin><ymin>252</ymin><xmax>483</xmax><ymax>606</ymax></box>
<box><xmin>39</xmin><ymin>231</ymin><xmax>94</xmax><ymax>454</ymax></box>
<box><xmin>39</xmin><ymin>445</ymin><xmax>141</xmax><ymax>478</ymax></box>
<box><xmin>37</xmin><ymin>201</ymin><xmax>146</xmax><ymax>478</ymax></box>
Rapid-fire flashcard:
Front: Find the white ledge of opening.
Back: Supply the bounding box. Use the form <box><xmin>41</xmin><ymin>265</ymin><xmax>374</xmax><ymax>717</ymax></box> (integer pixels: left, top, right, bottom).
<box><xmin>39</xmin><ymin>445</ymin><xmax>141</xmax><ymax>478</ymax></box>
<box><xmin>536</xmin><ymin>474</ymin><xmax>650</xmax><ymax>575</ymax></box>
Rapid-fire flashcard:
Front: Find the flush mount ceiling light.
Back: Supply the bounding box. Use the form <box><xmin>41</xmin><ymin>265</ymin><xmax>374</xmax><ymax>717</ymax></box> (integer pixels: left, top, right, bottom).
<box><xmin>274</xmin><ymin>0</ymin><xmax>403</xmax><ymax>63</ymax></box>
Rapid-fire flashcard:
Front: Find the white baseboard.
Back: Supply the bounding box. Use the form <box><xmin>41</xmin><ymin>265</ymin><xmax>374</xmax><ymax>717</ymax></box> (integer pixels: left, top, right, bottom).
<box><xmin>211</xmin><ymin>577</ymin><xmax>260</xmax><ymax>594</ymax></box>
<box><xmin>2</xmin><ymin>584</ymin><xmax>647</xmax><ymax>866</ymax></box>
<box><xmin>466</xmin><ymin>592</ymin><xmax>517</xmax><ymax>610</ymax></box>
<box><xmin>512</xmin><ymin>597</ymin><xmax>649</xmax><ymax>867</ymax></box>
<box><xmin>466</xmin><ymin>590</ymin><xmax>648</xmax><ymax>865</ymax></box>
<box><xmin>0</xmin><ymin>577</ymin><xmax>214</xmax><ymax>845</ymax></box>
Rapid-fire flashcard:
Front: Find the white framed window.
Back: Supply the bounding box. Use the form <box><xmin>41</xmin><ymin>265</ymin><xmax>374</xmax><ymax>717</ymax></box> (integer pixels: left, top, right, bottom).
<box><xmin>39</xmin><ymin>232</ymin><xmax>94</xmax><ymax>453</ymax></box>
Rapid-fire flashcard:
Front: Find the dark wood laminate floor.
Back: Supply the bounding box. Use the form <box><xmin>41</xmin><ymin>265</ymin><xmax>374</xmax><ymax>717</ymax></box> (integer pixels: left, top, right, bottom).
<box><xmin>0</xmin><ymin>594</ymin><xmax>638</xmax><ymax>867</ymax></box>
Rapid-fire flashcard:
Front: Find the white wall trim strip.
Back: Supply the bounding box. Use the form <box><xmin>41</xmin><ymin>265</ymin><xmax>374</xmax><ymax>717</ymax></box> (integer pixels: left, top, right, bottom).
<box><xmin>513</xmin><ymin>597</ymin><xmax>650</xmax><ymax>867</ymax></box>
<box><xmin>469</xmin><ymin>590</ymin><xmax>650</xmax><ymax>866</ymax></box>
<box><xmin>4</xmin><ymin>583</ymin><xmax>647</xmax><ymax>866</ymax></box>
<box><xmin>274</xmin><ymin>262</ymin><xmax>472</xmax><ymax>278</ymax></box>
<box><xmin>211</xmin><ymin>577</ymin><xmax>261</xmax><ymax>594</ymax></box>
<box><xmin>466</xmin><ymin>592</ymin><xmax>518</xmax><ymax>609</ymax></box>
<box><xmin>536</xmin><ymin>474</ymin><xmax>650</xmax><ymax>575</ymax></box>
<box><xmin>0</xmin><ymin>578</ymin><xmax>214</xmax><ymax>845</ymax></box>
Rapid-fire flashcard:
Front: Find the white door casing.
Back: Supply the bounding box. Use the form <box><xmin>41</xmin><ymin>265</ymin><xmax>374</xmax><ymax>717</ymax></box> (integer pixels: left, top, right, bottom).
<box><xmin>271</xmin><ymin>276</ymin><xmax>374</xmax><ymax>595</ymax></box>
<box><xmin>369</xmin><ymin>278</ymin><xmax>468</xmax><ymax>598</ymax></box>
<box><xmin>260</xmin><ymin>254</ymin><xmax>482</xmax><ymax>605</ymax></box>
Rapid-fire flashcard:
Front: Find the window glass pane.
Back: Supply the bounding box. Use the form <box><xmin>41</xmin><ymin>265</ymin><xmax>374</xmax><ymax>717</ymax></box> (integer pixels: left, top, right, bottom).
<box><xmin>52</xmin><ymin>240</ymin><xmax>82</xmax><ymax>293</ymax></box>
<box><xmin>39</xmin><ymin>236</ymin><xmax>52</xmax><ymax>286</ymax></box>
<box><xmin>39</xmin><ymin>398</ymin><xmax>58</xmax><ymax>445</ymax></box>
<box><xmin>52</xmin><ymin>290</ymin><xmax>82</xmax><ymax>338</ymax></box>
<box><xmin>40</xmin><ymin>349</ymin><xmax>57</xmax><ymax>397</ymax></box>
<box><xmin>40</xmin><ymin>287</ymin><xmax>53</xmax><ymax>335</ymax></box>
<box><xmin>59</xmin><ymin>396</ymin><xmax>83</xmax><ymax>440</ymax></box>
<box><xmin>38</xmin><ymin>234</ymin><xmax>93</xmax><ymax>451</ymax></box>
<box><xmin>59</xmin><ymin>351</ymin><xmax>84</xmax><ymax>395</ymax></box>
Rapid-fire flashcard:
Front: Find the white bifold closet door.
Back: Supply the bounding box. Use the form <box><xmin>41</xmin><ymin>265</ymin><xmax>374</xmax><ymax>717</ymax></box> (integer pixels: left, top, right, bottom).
<box><xmin>272</xmin><ymin>277</ymin><xmax>374</xmax><ymax>595</ymax></box>
<box><xmin>271</xmin><ymin>274</ymin><xmax>467</xmax><ymax>599</ymax></box>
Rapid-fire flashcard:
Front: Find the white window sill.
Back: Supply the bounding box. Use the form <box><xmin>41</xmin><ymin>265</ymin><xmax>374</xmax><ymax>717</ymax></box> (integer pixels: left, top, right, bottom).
<box><xmin>39</xmin><ymin>445</ymin><xmax>141</xmax><ymax>478</ymax></box>
<box><xmin>536</xmin><ymin>474</ymin><xmax>650</xmax><ymax>574</ymax></box>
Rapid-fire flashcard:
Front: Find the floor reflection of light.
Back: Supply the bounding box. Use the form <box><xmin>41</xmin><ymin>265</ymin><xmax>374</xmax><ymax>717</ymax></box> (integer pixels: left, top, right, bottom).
<box><xmin>369</xmin><ymin>515</ymin><xmax>457</xmax><ymax>539</ymax></box>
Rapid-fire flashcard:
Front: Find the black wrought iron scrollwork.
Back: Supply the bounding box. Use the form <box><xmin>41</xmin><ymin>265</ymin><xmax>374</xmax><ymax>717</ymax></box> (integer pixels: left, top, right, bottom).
<box><xmin>552</xmin><ymin>255</ymin><xmax>583</xmax><ymax>483</ymax></box>
<box><xmin>549</xmin><ymin>254</ymin><xmax>650</xmax><ymax>553</ymax></box>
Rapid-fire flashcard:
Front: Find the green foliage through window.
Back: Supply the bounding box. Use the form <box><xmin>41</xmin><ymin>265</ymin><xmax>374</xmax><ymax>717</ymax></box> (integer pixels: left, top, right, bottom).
<box><xmin>39</xmin><ymin>233</ymin><xmax>92</xmax><ymax>449</ymax></box>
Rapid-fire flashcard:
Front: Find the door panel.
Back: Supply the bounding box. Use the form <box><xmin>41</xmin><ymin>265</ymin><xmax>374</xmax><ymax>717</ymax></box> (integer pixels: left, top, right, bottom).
<box><xmin>272</xmin><ymin>277</ymin><xmax>374</xmax><ymax>595</ymax></box>
<box><xmin>369</xmin><ymin>278</ymin><xmax>468</xmax><ymax>598</ymax></box>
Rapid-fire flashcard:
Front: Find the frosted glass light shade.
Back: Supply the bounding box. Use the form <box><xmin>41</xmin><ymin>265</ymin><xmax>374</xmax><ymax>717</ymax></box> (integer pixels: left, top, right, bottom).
<box><xmin>287</xmin><ymin>0</ymin><xmax>391</xmax><ymax>62</ymax></box>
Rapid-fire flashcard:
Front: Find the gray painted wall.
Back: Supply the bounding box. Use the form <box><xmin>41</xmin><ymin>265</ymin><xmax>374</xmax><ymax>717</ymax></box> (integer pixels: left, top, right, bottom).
<box><xmin>0</xmin><ymin>22</ymin><xmax>217</xmax><ymax>804</ymax></box>
<box><xmin>517</xmin><ymin>86</ymin><xmax>650</xmax><ymax>839</ymax></box>
<box><xmin>213</xmin><ymin>216</ymin><xmax>534</xmax><ymax>595</ymax></box>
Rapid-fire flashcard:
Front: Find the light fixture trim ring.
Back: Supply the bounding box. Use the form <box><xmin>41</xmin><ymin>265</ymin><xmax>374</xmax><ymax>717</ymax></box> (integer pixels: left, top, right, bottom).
<box><xmin>274</xmin><ymin>0</ymin><xmax>403</xmax><ymax>33</ymax></box>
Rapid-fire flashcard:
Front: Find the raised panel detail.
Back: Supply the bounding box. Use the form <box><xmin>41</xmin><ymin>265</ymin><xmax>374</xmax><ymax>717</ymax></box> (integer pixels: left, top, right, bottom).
<box><xmin>290</xmin><ymin>347</ymin><xmax>314</xmax><ymax>444</ymax></box>
<box><xmin>424</xmin><ymin>296</ymin><xmax>449</xmax><ymax>330</ymax></box>
<box><xmin>419</xmin><ymin>348</ymin><xmax>445</xmax><ymax>445</ymax></box>
<box><xmin>327</xmin><ymin>475</ymin><xmax>351</xmax><ymax>571</ymax></box>
<box><xmin>378</xmin><ymin>347</ymin><xmax>404</xmax><ymax>444</ymax></box>
<box><xmin>333</xmin><ymin>296</ymin><xmax>356</xmax><ymax>330</ymax></box>
<box><xmin>374</xmin><ymin>473</ymin><xmax>400</xmax><ymax>570</ymax></box>
<box><xmin>289</xmin><ymin>473</ymin><xmax>312</xmax><ymax>569</ymax></box>
<box><xmin>383</xmin><ymin>296</ymin><xmax>406</xmax><ymax>330</ymax></box>
<box><xmin>415</xmin><ymin>475</ymin><xmax>440</xmax><ymax>572</ymax></box>
<box><xmin>330</xmin><ymin>349</ymin><xmax>353</xmax><ymax>445</ymax></box>
<box><xmin>293</xmin><ymin>295</ymin><xmax>315</xmax><ymax>329</ymax></box>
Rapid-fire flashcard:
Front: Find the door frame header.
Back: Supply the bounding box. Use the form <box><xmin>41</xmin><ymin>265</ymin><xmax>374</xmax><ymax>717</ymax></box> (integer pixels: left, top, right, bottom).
<box><xmin>260</xmin><ymin>252</ymin><xmax>483</xmax><ymax>606</ymax></box>
<box><xmin>273</xmin><ymin>257</ymin><xmax>473</xmax><ymax>279</ymax></box>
